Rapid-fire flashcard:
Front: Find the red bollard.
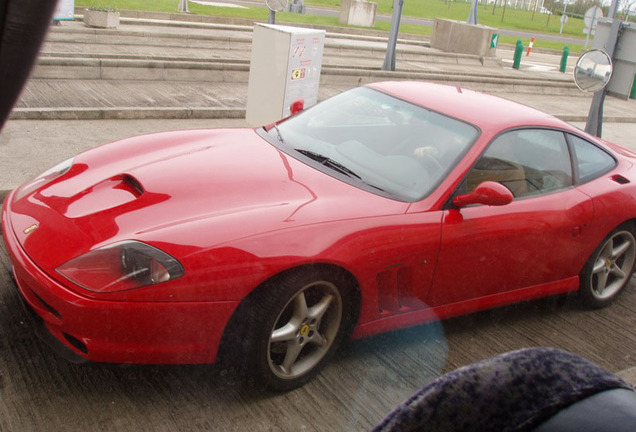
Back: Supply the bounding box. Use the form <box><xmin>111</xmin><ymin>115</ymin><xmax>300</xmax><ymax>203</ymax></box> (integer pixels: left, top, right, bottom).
<box><xmin>526</xmin><ymin>37</ymin><xmax>535</xmax><ymax>56</ymax></box>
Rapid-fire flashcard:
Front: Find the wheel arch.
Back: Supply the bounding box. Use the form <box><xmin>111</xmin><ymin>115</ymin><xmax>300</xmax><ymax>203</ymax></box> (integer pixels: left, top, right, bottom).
<box><xmin>215</xmin><ymin>262</ymin><xmax>361</xmax><ymax>368</ymax></box>
<box><xmin>578</xmin><ymin>219</ymin><xmax>636</xmax><ymax>272</ymax></box>
<box><xmin>578</xmin><ymin>218</ymin><xmax>636</xmax><ymax>308</ymax></box>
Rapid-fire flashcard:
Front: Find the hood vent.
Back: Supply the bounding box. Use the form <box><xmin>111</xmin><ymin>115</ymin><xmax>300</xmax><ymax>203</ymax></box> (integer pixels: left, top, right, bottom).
<box><xmin>122</xmin><ymin>174</ymin><xmax>144</xmax><ymax>196</ymax></box>
<box><xmin>63</xmin><ymin>174</ymin><xmax>145</xmax><ymax>218</ymax></box>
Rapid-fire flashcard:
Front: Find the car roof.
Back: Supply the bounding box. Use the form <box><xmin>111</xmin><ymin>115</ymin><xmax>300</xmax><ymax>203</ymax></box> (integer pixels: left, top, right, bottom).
<box><xmin>367</xmin><ymin>81</ymin><xmax>571</xmax><ymax>133</ymax></box>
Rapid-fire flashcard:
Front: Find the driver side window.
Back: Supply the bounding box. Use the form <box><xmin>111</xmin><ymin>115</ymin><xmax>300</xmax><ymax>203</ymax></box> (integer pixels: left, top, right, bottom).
<box><xmin>467</xmin><ymin>129</ymin><xmax>573</xmax><ymax>199</ymax></box>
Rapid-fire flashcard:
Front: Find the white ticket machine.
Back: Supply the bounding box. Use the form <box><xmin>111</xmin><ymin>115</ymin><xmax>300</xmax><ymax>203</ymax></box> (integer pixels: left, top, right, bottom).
<box><xmin>246</xmin><ymin>24</ymin><xmax>325</xmax><ymax>126</ymax></box>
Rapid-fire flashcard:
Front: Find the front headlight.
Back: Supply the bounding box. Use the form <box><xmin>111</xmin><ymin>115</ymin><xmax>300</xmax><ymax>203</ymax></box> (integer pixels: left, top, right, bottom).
<box><xmin>56</xmin><ymin>241</ymin><xmax>184</xmax><ymax>293</ymax></box>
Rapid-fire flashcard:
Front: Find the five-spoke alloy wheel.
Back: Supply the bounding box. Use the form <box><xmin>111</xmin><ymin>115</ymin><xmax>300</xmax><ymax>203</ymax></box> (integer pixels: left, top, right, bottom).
<box><xmin>245</xmin><ymin>269</ymin><xmax>356</xmax><ymax>391</ymax></box>
<box><xmin>580</xmin><ymin>226</ymin><xmax>636</xmax><ymax>308</ymax></box>
<box><xmin>268</xmin><ymin>280</ymin><xmax>342</xmax><ymax>380</ymax></box>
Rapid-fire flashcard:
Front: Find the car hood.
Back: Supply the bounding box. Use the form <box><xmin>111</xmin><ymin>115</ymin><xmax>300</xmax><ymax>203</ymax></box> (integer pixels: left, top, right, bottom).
<box><xmin>8</xmin><ymin>128</ymin><xmax>406</xmax><ymax>270</ymax></box>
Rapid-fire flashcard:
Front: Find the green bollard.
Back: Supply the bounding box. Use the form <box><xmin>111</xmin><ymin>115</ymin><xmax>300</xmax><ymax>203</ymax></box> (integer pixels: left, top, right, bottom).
<box><xmin>513</xmin><ymin>40</ymin><xmax>523</xmax><ymax>70</ymax></box>
<box><xmin>560</xmin><ymin>46</ymin><xmax>569</xmax><ymax>73</ymax></box>
<box><xmin>631</xmin><ymin>73</ymin><xmax>636</xmax><ymax>99</ymax></box>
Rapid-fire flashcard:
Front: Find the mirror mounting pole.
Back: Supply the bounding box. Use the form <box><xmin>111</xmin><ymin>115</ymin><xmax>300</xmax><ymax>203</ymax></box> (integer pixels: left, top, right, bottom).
<box><xmin>585</xmin><ymin>90</ymin><xmax>606</xmax><ymax>137</ymax></box>
<box><xmin>585</xmin><ymin>3</ymin><xmax>622</xmax><ymax>138</ymax></box>
<box><xmin>265</xmin><ymin>0</ymin><xmax>288</xmax><ymax>25</ymax></box>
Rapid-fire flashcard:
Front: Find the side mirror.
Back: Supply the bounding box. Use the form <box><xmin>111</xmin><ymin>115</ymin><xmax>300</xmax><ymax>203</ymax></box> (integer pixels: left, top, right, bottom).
<box><xmin>290</xmin><ymin>99</ymin><xmax>305</xmax><ymax>115</ymax></box>
<box><xmin>453</xmin><ymin>181</ymin><xmax>513</xmax><ymax>207</ymax></box>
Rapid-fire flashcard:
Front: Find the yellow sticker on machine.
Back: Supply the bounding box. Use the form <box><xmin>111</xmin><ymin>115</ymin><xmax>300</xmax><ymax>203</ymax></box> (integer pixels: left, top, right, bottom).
<box><xmin>291</xmin><ymin>68</ymin><xmax>306</xmax><ymax>80</ymax></box>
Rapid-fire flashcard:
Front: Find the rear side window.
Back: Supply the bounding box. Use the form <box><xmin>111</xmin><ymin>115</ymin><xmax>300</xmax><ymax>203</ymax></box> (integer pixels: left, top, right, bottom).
<box><xmin>467</xmin><ymin>129</ymin><xmax>573</xmax><ymax>199</ymax></box>
<box><xmin>569</xmin><ymin>134</ymin><xmax>616</xmax><ymax>184</ymax></box>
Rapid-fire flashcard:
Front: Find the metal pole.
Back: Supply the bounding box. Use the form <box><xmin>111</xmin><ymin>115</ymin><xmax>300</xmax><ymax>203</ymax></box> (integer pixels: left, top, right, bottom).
<box><xmin>585</xmin><ymin>91</ymin><xmax>606</xmax><ymax>137</ymax></box>
<box><xmin>585</xmin><ymin>19</ymin><xmax>592</xmax><ymax>49</ymax></box>
<box><xmin>382</xmin><ymin>0</ymin><xmax>404</xmax><ymax>72</ymax></box>
<box><xmin>585</xmin><ymin>14</ymin><xmax>621</xmax><ymax>137</ymax></box>
<box><xmin>268</xmin><ymin>10</ymin><xmax>276</xmax><ymax>24</ymax></box>
<box><xmin>467</xmin><ymin>0</ymin><xmax>478</xmax><ymax>24</ymax></box>
<box><xmin>608</xmin><ymin>0</ymin><xmax>620</xmax><ymax>18</ymax></box>
<box><xmin>178</xmin><ymin>0</ymin><xmax>189</xmax><ymax>13</ymax></box>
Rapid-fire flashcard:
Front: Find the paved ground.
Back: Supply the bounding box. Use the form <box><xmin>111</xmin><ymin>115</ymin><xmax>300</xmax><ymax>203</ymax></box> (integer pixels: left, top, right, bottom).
<box><xmin>1</xmin><ymin>237</ymin><xmax>635</xmax><ymax>431</ymax></box>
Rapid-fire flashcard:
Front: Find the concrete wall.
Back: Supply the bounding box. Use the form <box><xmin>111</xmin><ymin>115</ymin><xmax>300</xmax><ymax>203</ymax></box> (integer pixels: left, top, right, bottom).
<box><xmin>431</xmin><ymin>18</ymin><xmax>497</xmax><ymax>58</ymax></box>
<box><xmin>339</xmin><ymin>0</ymin><xmax>377</xmax><ymax>28</ymax></box>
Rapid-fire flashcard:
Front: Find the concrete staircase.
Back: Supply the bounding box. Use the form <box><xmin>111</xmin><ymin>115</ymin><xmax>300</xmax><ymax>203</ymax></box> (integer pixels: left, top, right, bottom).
<box><xmin>13</xmin><ymin>13</ymin><xmax>580</xmax><ymax>120</ymax></box>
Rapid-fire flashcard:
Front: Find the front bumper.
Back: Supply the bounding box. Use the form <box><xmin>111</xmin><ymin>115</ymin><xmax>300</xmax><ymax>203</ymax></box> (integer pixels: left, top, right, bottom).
<box><xmin>2</xmin><ymin>190</ymin><xmax>240</xmax><ymax>364</ymax></box>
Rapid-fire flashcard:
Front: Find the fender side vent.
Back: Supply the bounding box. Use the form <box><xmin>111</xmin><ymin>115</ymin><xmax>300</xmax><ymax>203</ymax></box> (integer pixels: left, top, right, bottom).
<box><xmin>612</xmin><ymin>174</ymin><xmax>630</xmax><ymax>185</ymax></box>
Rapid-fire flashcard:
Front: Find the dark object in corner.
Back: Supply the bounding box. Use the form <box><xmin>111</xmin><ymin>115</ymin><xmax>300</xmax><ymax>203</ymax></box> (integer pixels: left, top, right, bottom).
<box><xmin>373</xmin><ymin>347</ymin><xmax>636</xmax><ymax>432</ymax></box>
<box><xmin>0</xmin><ymin>0</ymin><xmax>56</xmax><ymax>131</ymax></box>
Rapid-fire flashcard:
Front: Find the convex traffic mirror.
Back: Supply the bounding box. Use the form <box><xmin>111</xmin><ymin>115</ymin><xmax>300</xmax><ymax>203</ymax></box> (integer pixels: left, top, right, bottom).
<box><xmin>574</xmin><ymin>49</ymin><xmax>613</xmax><ymax>93</ymax></box>
<box><xmin>265</xmin><ymin>0</ymin><xmax>289</xmax><ymax>11</ymax></box>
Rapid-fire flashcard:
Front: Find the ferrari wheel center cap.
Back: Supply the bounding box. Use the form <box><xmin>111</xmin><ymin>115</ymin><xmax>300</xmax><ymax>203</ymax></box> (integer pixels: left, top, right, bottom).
<box><xmin>300</xmin><ymin>324</ymin><xmax>310</xmax><ymax>337</ymax></box>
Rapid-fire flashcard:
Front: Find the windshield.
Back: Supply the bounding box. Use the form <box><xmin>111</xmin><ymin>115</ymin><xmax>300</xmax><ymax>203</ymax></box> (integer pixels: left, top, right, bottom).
<box><xmin>266</xmin><ymin>87</ymin><xmax>479</xmax><ymax>202</ymax></box>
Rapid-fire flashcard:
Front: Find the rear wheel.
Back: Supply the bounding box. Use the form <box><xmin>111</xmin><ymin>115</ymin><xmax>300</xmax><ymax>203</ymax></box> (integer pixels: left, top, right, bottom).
<box><xmin>248</xmin><ymin>270</ymin><xmax>356</xmax><ymax>391</ymax></box>
<box><xmin>579</xmin><ymin>225</ymin><xmax>636</xmax><ymax>308</ymax></box>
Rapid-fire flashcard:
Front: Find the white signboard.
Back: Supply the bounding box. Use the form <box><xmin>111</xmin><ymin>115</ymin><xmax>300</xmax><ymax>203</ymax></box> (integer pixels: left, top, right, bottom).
<box><xmin>583</xmin><ymin>6</ymin><xmax>603</xmax><ymax>48</ymax></box>
<box><xmin>54</xmin><ymin>0</ymin><xmax>75</xmax><ymax>21</ymax></box>
<box><xmin>584</xmin><ymin>6</ymin><xmax>603</xmax><ymax>29</ymax></box>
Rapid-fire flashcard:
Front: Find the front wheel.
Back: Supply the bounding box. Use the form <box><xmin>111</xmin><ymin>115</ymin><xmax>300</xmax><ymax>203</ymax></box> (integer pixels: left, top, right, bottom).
<box><xmin>247</xmin><ymin>270</ymin><xmax>356</xmax><ymax>391</ymax></box>
<box><xmin>579</xmin><ymin>225</ymin><xmax>636</xmax><ymax>308</ymax></box>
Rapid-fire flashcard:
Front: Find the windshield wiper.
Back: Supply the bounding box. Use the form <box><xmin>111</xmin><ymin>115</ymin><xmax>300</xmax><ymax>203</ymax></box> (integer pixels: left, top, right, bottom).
<box><xmin>296</xmin><ymin>149</ymin><xmax>361</xmax><ymax>180</ymax></box>
<box><xmin>267</xmin><ymin>124</ymin><xmax>285</xmax><ymax>145</ymax></box>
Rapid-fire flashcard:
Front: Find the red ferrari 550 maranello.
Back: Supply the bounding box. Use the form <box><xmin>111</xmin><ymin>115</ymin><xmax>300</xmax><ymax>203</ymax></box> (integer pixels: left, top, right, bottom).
<box><xmin>3</xmin><ymin>81</ymin><xmax>636</xmax><ymax>390</ymax></box>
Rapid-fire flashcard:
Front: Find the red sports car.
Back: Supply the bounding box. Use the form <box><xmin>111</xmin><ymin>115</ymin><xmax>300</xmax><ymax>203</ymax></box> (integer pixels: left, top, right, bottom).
<box><xmin>3</xmin><ymin>82</ymin><xmax>636</xmax><ymax>390</ymax></box>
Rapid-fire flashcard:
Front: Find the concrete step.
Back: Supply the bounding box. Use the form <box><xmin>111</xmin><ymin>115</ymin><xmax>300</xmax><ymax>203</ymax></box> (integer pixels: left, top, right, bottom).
<box><xmin>45</xmin><ymin>22</ymin><xmax>485</xmax><ymax>67</ymax></box>
<box><xmin>30</xmin><ymin>54</ymin><xmax>577</xmax><ymax>96</ymax></box>
<box><xmin>13</xmin><ymin>16</ymin><xmax>581</xmax><ymax>121</ymax></box>
<box><xmin>37</xmin><ymin>19</ymin><xmax>577</xmax><ymax>93</ymax></box>
<box><xmin>11</xmin><ymin>70</ymin><xmax>582</xmax><ymax>122</ymax></box>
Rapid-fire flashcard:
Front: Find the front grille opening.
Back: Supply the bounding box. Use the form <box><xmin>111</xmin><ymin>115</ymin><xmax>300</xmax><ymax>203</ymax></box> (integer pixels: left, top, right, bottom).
<box><xmin>63</xmin><ymin>333</ymin><xmax>88</xmax><ymax>354</ymax></box>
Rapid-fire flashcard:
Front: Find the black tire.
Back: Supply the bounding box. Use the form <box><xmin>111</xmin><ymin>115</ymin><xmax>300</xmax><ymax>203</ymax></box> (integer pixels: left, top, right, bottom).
<box><xmin>244</xmin><ymin>269</ymin><xmax>357</xmax><ymax>391</ymax></box>
<box><xmin>579</xmin><ymin>223</ymin><xmax>636</xmax><ymax>309</ymax></box>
